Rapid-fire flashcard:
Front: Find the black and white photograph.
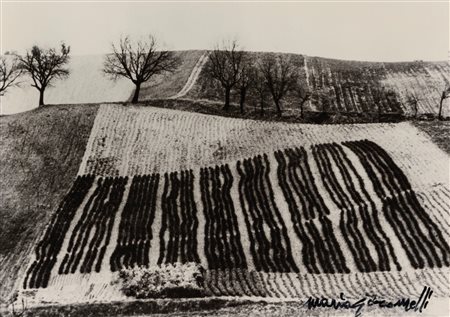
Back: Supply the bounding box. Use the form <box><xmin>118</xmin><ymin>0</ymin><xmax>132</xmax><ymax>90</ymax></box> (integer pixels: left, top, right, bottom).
<box><xmin>0</xmin><ymin>0</ymin><xmax>449</xmax><ymax>316</ymax></box>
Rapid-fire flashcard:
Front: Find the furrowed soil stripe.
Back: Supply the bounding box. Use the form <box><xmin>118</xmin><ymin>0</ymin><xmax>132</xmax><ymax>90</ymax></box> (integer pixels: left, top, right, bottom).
<box><xmin>325</xmin><ymin>143</ymin><xmax>394</xmax><ymax>271</ymax></box>
<box><xmin>109</xmin><ymin>175</ymin><xmax>158</xmax><ymax>271</ymax></box>
<box><xmin>277</xmin><ymin>147</ymin><xmax>348</xmax><ymax>274</ymax></box>
<box><xmin>222</xmin><ymin>165</ymin><xmax>248</xmax><ymax>269</ymax></box>
<box><xmin>24</xmin><ymin>176</ymin><xmax>95</xmax><ymax>288</ymax></box>
<box><xmin>237</xmin><ymin>157</ymin><xmax>297</xmax><ymax>273</ymax></box>
<box><xmin>267</xmin><ymin>153</ymin><xmax>304</xmax><ymax>273</ymax></box>
<box><xmin>362</xmin><ymin>139</ymin><xmax>449</xmax><ymax>265</ymax></box>
<box><xmin>62</xmin><ymin>177</ymin><xmax>126</xmax><ymax>275</ymax></box>
<box><xmin>212</xmin><ymin>167</ymin><xmax>233</xmax><ymax>269</ymax></box>
<box><xmin>333</xmin><ymin>144</ymin><xmax>401</xmax><ymax>271</ymax></box>
<box><xmin>295</xmin><ymin>148</ymin><xmax>349</xmax><ymax>274</ymax></box>
<box><xmin>346</xmin><ymin>140</ymin><xmax>450</xmax><ymax>269</ymax></box>
<box><xmin>200</xmin><ymin>166</ymin><xmax>246</xmax><ymax>270</ymax></box>
<box><xmin>226</xmin><ymin>165</ymin><xmax>253</xmax><ymax>271</ymax></box>
<box><xmin>343</xmin><ymin>141</ymin><xmax>426</xmax><ymax>269</ymax></box>
<box><xmin>261</xmin><ymin>154</ymin><xmax>298</xmax><ymax>273</ymax></box>
<box><xmin>340</xmin><ymin>146</ymin><xmax>412</xmax><ymax>270</ymax></box>
<box><xmin>253</xmin><ymin>155</ymin><xmax>293</xmax><ymax>272</ymax></box>
<box><xmin>418</xmin><ymin>191</ymin><xmax>450</xmax><ymax>241</ymax></box>
<box><xmin>313</xmin><ymin>144</ymin><xmax>376</xmax><ymax>272</ymax></box>
<box><xmin>63</xmin><ymin>178</ymin><xmax>110</xmax><ymax>274</ymax></box>
<box><xmin>326</xmin><ymin>144</ymin><xmax>390</xmax><ymax>271</ymax></box>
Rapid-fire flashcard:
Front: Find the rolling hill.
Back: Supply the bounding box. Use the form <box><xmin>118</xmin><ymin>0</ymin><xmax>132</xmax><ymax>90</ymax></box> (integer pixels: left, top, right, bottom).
<box><xmin>1</xmin><ymin>51</ymin><xmax>449</xmax><ymax>119</ymax></box>
<box><xmin>0</xmin><ymin>50</ymin><xmax>449</xmax><ymax>316</ymax></box>
<box><xmin>1</xmin><ymin>103</ymin><xmax>449</xmax><ymax>313</ymax></box>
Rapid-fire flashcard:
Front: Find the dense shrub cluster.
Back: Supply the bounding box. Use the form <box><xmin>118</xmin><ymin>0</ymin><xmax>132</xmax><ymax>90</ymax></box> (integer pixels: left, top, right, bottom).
<box><xmin>24</xmin><ymin>175</ymin><xmax>95</xmax><ymax>289</ymax></box>
<box><xmin>158</xmin><ymin>170</ymin><xmax>200</xmax><ymax>265</ymax></box>
<box><xmin>236</xmin><ymin>155</ymin><xmax>298</xmax><ymax>273</ymax></box>
<box><xmin>59</xmin><ymin>177</ymin><xmax>127</xmax><ymax>274</ymax></box>
<box><xmin>274</xmin><ymin>147</ymin><xmax>349</xmax><ymax>274</ymax></box>
<box><xmin>343</xmin><ymin>140</ymin><xmax>450</xmax><ymax>269</ymax></box>
<box><xmin>117</xmin><ymin>263</ymin><xmax>205</xmax><ymax>298</ymax></box>
<box><xmin>199</xmin><ymin>165</ymin><xmax>247</xmax><ymax>270</ymax></box>
<box><xmin>110</xmin><ymin>174</ymin><xmax>160</xmax><ymax>271</ymax></box>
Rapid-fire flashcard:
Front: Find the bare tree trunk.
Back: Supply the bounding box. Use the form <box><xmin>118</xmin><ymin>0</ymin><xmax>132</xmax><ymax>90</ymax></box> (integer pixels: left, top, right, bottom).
<box><xmin>438</xmin><ymin>93</ymin><xmax>444</xmax><ymax>120</ymax></box>
<box><xmin>223</xmin><ymin>87</ymin><xmax>231</xmax><ymax>111</ymax></box>
<box><xmin>275</xmin><ymin>99</ymin><xmax>282</xmax><ymax>117</ymax></box>
<box><xmin>299</xmin><ymin>95</ymin><xmax>310</xmax><ymax>119</ymax></box>
<box><xmin>132</xmin><ymin>83</ymin><xmax>141</xmax><ymax>104</ymax></box>
<box><xmin>39</xmin><ymin>89</ymin><xmax>45</xmax><ymax>106</ymax></box>
<box><xmin>260</xmin><ymin>95</ymin><xmax>264</xmax><ymax>115</ymax></box>
<box><xmin>239</xmin><ymin>88</ymin><xmax>247</xmax><ymax>114</ymax></box>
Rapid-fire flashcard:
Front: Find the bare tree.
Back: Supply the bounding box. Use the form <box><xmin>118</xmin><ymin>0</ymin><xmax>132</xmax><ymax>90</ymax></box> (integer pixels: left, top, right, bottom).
<box><xmin>0</xmin><ymin>55</ymin><xmax>22</xmax><ymax>96</ymax></box>
<box><xmin>295</xmin><ymin>83</ymin><xmax>311</xmax><ymax>119</ymax></box>
<box><xmin>103</xmin><ymin>35</ymin><xmax>179</xmax><ymax>104</ymax></box>
<box><xmin>258</xmin><ymin>54</ymin><xmax>298</xmax><ymax>116</ymax></box>
<box><xmin>236</xmin><ymin>57</ymin><xmax>256</xmax><ymax>114</ymax></box>
<box><xmin>205</xmin><ymin>40</ymin><xmax>245</xmax><ymax>111</ymax></box>
<box><xmin>438</xmin><ymin>86</ymin><xmax>450</xmax><ymax>120</ymax></box>
<box><xmin>18</xmin><ymin>43</ymin><xmax>70</xmax><ymax>106</ymax></box>
<box><xmin>253</xmin><ymin>69</ymin><xmax>269</xmax><ymax>115</ymax></box>
<box><xmin>406</xmin><ymin>93</ymin><xmax>419</xmax><ymax>119</ymax></box>
<box><xmin>371</xmin><ymin>87</ymin><xmax>385</xmax><ymax>121</ymax></box>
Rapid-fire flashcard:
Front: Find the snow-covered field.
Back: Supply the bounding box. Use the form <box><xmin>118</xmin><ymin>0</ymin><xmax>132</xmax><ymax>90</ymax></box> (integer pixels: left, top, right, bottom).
<box><xmin>18</xmin><ymin>105</ymin><xmax>450</xmax><ymax>307</ymax></box>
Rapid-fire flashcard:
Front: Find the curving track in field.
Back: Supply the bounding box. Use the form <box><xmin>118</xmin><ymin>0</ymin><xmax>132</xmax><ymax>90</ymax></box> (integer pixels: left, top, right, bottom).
<box><xmin>169</xmin><ymin>52</ymin><xmax>209</xmax><ymax>99</ymax></box>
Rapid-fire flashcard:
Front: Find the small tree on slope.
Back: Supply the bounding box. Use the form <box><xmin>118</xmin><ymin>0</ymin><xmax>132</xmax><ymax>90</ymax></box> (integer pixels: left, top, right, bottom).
<box><xmin>258</xmin><ymin>54</ymin><xmax>298</xmax><ymax>117</ymax></box>
<box><xmin>0</xmin><ymin>55</ymin><xmax>23</xmax><ymax>96</ymax></box>
<box><xmin>205</xmin><ymin>40</ymin><xmax>246</xmax><ymax>111</ymax></box>
<box><xmin>18</xmin><ymin>43</ymin><xmax>70</xmax><ymax>106</ymax></box>
<box><xmin>103</xmin><ymin>35</ymin><xmax>179</xmax><ymax>104</ymax></box>
<box><xmin>237</xmin><ymin>56</ymin><xmax>256</xmax><ymax>114</ymax></box>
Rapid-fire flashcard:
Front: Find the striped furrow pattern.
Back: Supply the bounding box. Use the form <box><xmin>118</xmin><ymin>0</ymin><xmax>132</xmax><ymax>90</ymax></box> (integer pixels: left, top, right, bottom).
<box><xmin>58</xmin><ymin>177</ymin><xmax>127</xmax><ymax>275</ymax></box>
<box><xmin>158</xmin><ymin>170</ymin><xmax>200</xmax><ymax>265</ymax></box>
<box><xmin>311</xmin><ymin>143</ymin><xmax>401</xmax><ymax>272</ymax></box>
<box><xmin>417</xmin><ymin>186</ymin><xmax>450</xmax><ymax>242</ymax></box>
<box><xmin>343</xmin><ymin>140</ymin><xmax>450</xmax><ymax>269</ymax></box>
<box><xmin>236</xmin><ymin>154</ymin><xmax>298</xmax><ymax>273</ymax></box>
<box><xmin>110</xmin><ymin>174</ymin><xmax>160</xmax><ymax>271</ymax></box>
<box><xmin>200</xmin><ymin>165</ymin><xmax>247</xmax><ymax>270</ymax></box>
<box><xmin>275</xmin><ymin>147</ymin><xmax>349</xmax><ymax>274</ymax></box>
<box><xmin>23</xmin><ymin>175</ymin><xmax>95</xmax><ymax>289</ymax></box>
<box><xmin>203</xmin><ymin>268</ymin><xmax>450</xmax><ymax>299</ymax></box>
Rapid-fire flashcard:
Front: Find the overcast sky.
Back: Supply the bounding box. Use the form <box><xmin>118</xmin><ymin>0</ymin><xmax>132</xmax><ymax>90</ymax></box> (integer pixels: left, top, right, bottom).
<box><xmin>1</xmin><ymin>1</ymin><xmax>449</xmax><ymax>62</ymax></box>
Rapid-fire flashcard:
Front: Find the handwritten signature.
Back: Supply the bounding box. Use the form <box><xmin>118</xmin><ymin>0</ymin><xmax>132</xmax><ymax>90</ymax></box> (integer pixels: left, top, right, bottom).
<box><xmin>304</xmin><ymin>286</ymin><xmax>433</xmax><ymax>317</ymax></box>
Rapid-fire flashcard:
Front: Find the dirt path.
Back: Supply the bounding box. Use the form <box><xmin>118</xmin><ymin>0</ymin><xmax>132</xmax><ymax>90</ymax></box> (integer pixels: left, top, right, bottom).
<box><xmin>170</xmin><ymin>53</ymin><xmax>209</xmax><ymax>99</ymax></box>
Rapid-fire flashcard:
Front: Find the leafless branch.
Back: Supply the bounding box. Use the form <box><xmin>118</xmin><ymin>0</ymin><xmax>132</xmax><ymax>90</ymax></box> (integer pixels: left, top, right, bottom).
<box><xmin>18</xmin><ymin>43</ymin><xmax>71</xmax><ymax>106</ymax></box>
<box><xmin>0</xmin><ymin>56</ymin><xmax>23</xmax><ymax>96</ymax></box>
<box><xmin>103</xmin><ymin>35</ymin><xmax>179</xmax><ymax>103</ymax></box>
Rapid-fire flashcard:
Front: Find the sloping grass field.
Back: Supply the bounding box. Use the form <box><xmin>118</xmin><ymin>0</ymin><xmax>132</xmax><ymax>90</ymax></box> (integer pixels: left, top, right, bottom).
<box><xmin>12</xmin><ymin>104</ymin><xmax>449</xmax><ymax>309</ymax></box>
<box><xmin>0</xmin><ymin>105</ymin><xmax>99</xmax><ymax>304</ymax></box>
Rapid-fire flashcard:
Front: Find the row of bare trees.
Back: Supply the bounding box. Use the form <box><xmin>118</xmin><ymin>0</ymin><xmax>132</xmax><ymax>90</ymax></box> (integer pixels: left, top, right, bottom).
<box><xmin>0</xmin><ymin>35</ymin><xmax>179</xmax><ymax>107</ymax></box>
<box><xmin>204</xmin><ymin>40</ymin><xmax>310</xmax><ymax>117</ymax></box>
<box><xmin>1</xmin><ymin>45</ymin><xmax>71</xmax><ymax>107</ymax></box>
<box><xmin>1</xmin><ymin>35</ymin><xmax>449</xmax><ymax>119</ymax></box>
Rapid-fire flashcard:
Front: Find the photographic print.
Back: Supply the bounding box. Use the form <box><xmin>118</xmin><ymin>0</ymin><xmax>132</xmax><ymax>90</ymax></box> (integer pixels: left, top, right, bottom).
<box><xmin>0</xmin><ymin>1</ymin><xmax>449</xmax><ymax>316</ymax></box>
